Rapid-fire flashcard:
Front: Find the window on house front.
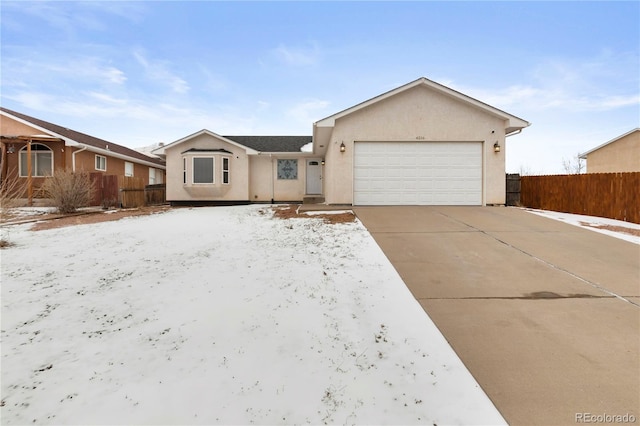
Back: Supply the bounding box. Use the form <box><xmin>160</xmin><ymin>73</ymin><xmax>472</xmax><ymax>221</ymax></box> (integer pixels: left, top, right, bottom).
<box><xmin>149</xmin><ymin>168</ymin><xmax>156</xmax><ymax>184</ymax></box>
<box><xmin>277</xmin><ymin>159</ymin><xmax>297</xmax><ymax>179</ymax></box>
<box><xmin>96</xmin><ymin>155</ymin><xmax>107</xmax><ymax>171</ymax></box>
<box><xmin>222</xmin><ymin>157</ymin><xmax>230</xmax><ymax>184</ymax></box>
<box><xmin>193</xmin><ymin>157</ymin><xmax>214</xmax><ymax>184</ymax></box>
<box><xmin>125</xmin><ymin>161</ymin><xmax>134</xmax><ymax>177</ymax></box>
<box><xmin>19</xmin><ymin>144</ymin><xmax>53</xmax><ymax>177</ymax></box>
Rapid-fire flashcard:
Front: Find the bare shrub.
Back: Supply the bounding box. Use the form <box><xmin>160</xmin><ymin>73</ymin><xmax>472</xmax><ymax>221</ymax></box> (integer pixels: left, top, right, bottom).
<box><xmin>0</xmin><ymin>171</ymin><xmax>28</xmax><ymax>214</ymax></box>
<box><xmin>41</xmin><ymin>169</ymin><xmax>96</xmax><ymax>214</ymax></box>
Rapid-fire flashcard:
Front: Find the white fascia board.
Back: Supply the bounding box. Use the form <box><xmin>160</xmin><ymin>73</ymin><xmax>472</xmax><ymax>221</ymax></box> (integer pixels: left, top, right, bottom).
<box><xmin>157</xmin><ymin>129</ymin><xmax>259</xmax><ymax>155</ymax></box>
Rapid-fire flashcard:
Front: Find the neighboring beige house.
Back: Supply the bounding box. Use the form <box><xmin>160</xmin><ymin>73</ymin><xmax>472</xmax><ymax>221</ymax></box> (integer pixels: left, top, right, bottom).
<box><xmin>0</xmin><ymin>108</ymin><xmax>166</xmax><ymax>203</ymax></box>
<box><xmin>154</xmin><ymin>77</ymin><xmax>530</xmax><ymax>206</ymax></box>
<box><xmin>579</xmin><ymin>128</ymin><xmax>640</xmax><ymax>173</ymax></box>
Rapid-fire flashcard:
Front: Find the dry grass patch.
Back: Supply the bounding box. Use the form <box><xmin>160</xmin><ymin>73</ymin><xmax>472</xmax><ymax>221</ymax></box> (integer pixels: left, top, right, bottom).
<box><xmin>30</xmin><ymin>205</ymin><xmax>172</xmax><ymax>231</ymax></box>
<box><xmin>0</xmin><ymin>239</ymin><xmax>16</xmax><ymax>249</ymax></box>
<box><xmin>271</xmin><ymin>204</ymin><xmax>356</xmax><ymax>224</ymax></box>
<box><xmin>579</xmin><ymin>221</ymin><xmax>640</xmax><ymax>237</ymax></box>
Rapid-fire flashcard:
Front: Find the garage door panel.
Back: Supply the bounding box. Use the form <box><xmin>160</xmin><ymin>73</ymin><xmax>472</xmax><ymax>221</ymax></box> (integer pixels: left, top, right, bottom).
<box><xmin>354</xmin><ymin>142</ymin><xmax>482</xmax><ymax>206</ymax></box>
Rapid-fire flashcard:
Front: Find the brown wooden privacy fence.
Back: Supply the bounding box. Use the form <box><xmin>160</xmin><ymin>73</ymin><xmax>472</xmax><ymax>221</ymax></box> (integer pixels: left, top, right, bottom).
<box><xmin>144</xmin><ymin>184</ymin><xmax>166</xmax><ymax>206</ymax></box>
<box><xmin>89</xmin><ymin>174</ymin><xmax>166</xmax><ymax>208</ymax></box>
<box><xmin>90</xmin><ymin>173</ymin><xmax>119</xmax><ymax>207</ymax></box>
<box><xmin>520</xmin><ymin>172</ymin><xmax>640</xmax><ymax>224</ymax></box>
<box><xmin>119</xmin><ymin>176</ymin><xmax>146</xmax><ymax>208</ymax></box>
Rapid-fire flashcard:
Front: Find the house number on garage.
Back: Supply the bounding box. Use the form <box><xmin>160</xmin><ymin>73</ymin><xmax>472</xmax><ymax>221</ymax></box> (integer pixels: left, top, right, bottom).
<box><xmin>416</xmin><ymin>136</ymin><xmax>425</xmax><ymax>140</ymax></box>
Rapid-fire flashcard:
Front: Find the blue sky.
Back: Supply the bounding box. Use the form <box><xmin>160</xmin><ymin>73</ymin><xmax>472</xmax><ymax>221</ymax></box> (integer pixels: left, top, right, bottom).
<box><xmin>2</xmin><ymin>1</ymin><xmax>638</xmax><ymax>174</ymax></box>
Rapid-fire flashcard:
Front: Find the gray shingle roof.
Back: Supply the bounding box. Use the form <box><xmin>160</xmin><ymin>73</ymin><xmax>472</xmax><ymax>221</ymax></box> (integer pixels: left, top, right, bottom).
<box><xmin>0</xmin><ymin>107</ymin><xmax>165</xmax><ymax>167</ymax></box>
<box><xmin>223</xmin><ymin>136</ymin><xmax>311</xmax><ymax>152</ymax></box>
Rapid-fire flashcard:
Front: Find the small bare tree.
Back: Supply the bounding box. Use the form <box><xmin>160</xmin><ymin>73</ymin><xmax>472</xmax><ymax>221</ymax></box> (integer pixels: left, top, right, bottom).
<box><xmin>561</xmin><ymin>153</ymin><xmax>586</xmax><ymax>174</ymax></box>
<box><xmin>41</xmin><ymin>169</ymin><xmax>96</xmax><ymax>214</ymax></box>
<box><xmin>518</xmin><ymin>164</ymin><xmax>535</xmax><ymax>176</ymax></box>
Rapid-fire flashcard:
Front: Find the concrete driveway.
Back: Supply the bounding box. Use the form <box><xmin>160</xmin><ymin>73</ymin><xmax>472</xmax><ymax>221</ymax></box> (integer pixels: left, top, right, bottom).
<box><xmin>354</xmin><ymin>206</ymin><xmax>639</xmax><ymax>425</ymax></box>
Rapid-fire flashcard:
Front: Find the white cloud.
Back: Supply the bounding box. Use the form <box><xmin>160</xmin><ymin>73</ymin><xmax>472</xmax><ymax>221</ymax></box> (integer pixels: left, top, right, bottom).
<box><xmin>87</xmin><ymin>92</ymin><xmax>127</xmax><ymax>105</ymax></box>
<box><xmin>133</xmin><ymin>50</ymin><xmax>189</xmax><ymax>94</ymax></box>
<box><xmin>445</xmin><ymin>50</ymin><xmax>638</xmax><ymax>115</ymax></box>
<box><xmin>4</xmin><ymin>1</ymin><xmax>146</xmax><ymax>34</ymax></box>
<box><xmin>104</xmin><ymin>67</ymin><xmax>127</xmax><ymax>85</ymax></box>
<box><xmin>5</xmin><ymin>92</ymin><xmax>55</xmax><ymax>110</ymax></box>
<box><xmin>273</xmin><ymin>43</ymin><xmax>321</xmax><ymax>66</ymax></box>
<box><xmin>2</xmin><ymin>55</ymin><xmax>126</xmax><ymax>88</ymax></box>
<box><xmin>287</xmin><ymin>99</ymin><xmax>331</xmax><ymax>124</ymax></box>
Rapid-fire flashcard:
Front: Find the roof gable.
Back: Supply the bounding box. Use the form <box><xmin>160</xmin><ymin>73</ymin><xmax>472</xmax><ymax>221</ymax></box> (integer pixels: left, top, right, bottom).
<box><xmin>314</xmin><ymin>77</ymin><xmax>531</xmax><ymax>133</ymax></box>
<box><xmin>0</xmin><ymin>107</ymin><xmax>165</xmax><ymax>167</ymax></box>
<box><xmin>154</xmin><ymin>129</ymin><xmax>260</xmax><ymax>155</ymax></box>
<box><xmin>579</xmin><ymin>128</ymin><xmax>640</xmax><ymax>158</ymax></box>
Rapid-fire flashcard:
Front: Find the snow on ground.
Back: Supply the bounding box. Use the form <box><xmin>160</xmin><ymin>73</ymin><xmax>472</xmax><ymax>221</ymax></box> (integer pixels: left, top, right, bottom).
<box><xmin>0</xmin><ymin>205</ymin><xmax>505</xmax><ymax>425</ymax></box>
<box><xmin>2</xmin><ymin>207</ymin><xmax>57</xmax><ymax>219</ymax></box>
<box><xmin>525</xmin><ymin>208</ymin><xmax>640</xmax><ymax>245</ymax></box>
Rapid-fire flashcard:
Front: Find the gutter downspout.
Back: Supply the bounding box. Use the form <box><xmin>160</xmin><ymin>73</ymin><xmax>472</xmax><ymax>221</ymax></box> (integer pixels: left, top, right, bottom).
<box><xmin>270</xmin><ymin>153</ymin><xmax>274</xmax><ymax>204</ymax></box>
<box><xmin>27</xmin><ymin>139</ymin><xmax>32</xmax><ymax>206</ymax></box>
<box><xmin>72</xmin><ymin>145</ymin><xmax>88</xmax><ymax>172</ymax></box>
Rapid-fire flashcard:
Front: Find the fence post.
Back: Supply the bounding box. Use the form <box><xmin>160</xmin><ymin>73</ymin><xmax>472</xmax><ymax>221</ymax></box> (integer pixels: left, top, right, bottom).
<box><xmin>506</xmin><ymin>173</ymin><xmax>521</xmax><ymax>206</ymax></box>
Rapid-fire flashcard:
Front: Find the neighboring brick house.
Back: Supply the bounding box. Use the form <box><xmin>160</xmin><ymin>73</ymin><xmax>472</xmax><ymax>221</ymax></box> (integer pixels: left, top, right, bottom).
<box><xmin>579</xmin><ymin>128</ymin><xmax>640</xmax><ymax>173</ymax></box>
<box><xmin>0</xmin><ymin>107</ymin><xmax>166</xmax><ymax>203</ymax></box>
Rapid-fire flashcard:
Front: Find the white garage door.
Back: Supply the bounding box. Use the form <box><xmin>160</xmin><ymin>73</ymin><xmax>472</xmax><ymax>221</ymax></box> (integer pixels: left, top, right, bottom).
<box><xmin>354</xmin><ymin>142</ymin><xmax>483</xmax><ymax>205</ymax></box>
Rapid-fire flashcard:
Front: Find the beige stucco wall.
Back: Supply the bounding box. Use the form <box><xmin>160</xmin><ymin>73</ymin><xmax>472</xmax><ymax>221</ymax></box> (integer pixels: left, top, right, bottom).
<box><xmin>165</xmin><ymin>133</ymin><xmax>250</xmax><ymax>202</ymax></box>
<box><xmin>249</xmin><ymin>155</ymin><xmax>311</xmax><ymax>202</ymax></box>
<box><xmin>323</xmin><ymin>85</ymin><xmax>508</xmax><ymax>205</ymax></box>
<box><xmin>585</xmin><ymin>130</ymin><xmax>640</xmax><ymax>173</ymax></box>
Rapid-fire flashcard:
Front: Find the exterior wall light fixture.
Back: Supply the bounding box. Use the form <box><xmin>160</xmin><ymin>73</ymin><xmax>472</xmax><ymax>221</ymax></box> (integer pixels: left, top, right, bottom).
<box><xmin>340</xmin><ymin>142</ymin><xmax>346</xmax><ymax>153</ymax></box>
<box><xmin>493</xmin><ymin>142</ymin><xmax>501</xmax><ymax>153</ymax></box>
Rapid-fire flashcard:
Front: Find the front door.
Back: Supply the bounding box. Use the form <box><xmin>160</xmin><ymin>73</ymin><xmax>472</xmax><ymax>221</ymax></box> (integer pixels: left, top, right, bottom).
<box><xmin>306</xmin><ymin>159</ymin><xmax>322</xmax><ymax>195</ymax></box>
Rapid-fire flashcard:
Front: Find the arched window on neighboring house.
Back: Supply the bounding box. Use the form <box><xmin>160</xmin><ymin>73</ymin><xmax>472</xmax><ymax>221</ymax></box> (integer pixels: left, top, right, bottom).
<box><xmin>19</xmin><ymin>143</ymin><xmax>53</xmax><ymax>177</ymax></box>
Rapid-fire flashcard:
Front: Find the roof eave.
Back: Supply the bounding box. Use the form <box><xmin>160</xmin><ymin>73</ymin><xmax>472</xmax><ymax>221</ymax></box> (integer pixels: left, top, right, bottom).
<box><xmin>79</xmin><ymin>144</ymin><xmax>166</xmax><ymax>169</ymax></box>
<box><xmin>579</xmin><ymin>128</ymin><xmax>640</xmax><ymax>158</ymax></box>
<box><xmin>160</xmin><ymin>129</ymin><xmax>259</xmax><ymax>155</ymax></box>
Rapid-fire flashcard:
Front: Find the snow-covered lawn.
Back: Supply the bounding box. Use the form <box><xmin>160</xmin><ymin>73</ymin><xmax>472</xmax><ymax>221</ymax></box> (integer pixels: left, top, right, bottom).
<box><xmin>1</xmin><ymin>205</ymin><xmax>504</xmax><ymax>425</ymax></box>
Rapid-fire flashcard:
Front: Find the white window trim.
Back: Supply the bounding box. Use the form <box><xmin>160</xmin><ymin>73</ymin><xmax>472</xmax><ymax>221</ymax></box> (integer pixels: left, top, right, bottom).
<box><xmin>149</xmin><ymin>168</ymin><xmax>156</xmax><ymax>185</ymax></box>
<box><xmin>95</xmin><ymin>155</ymin><xmax>107</xmax><ymax>171</ymax></box>
<box><xmin>192</xmin><ymin>156</ymin><xmax>215</xmax><ymax>184</ymax></box>
<box><xmin>18</xmin><ymin>144</ymin><xmax>54</xmax><ymax>177</ymax></box>
<box><xmin>124</xmin><ymin>161</ymin><xmax>134</xmax><ymax>177</ymax></box>
<box><xmin>182</xmin><ymin>158</ymin><xmax>187</xmax><ymax>185</ymax></box>
<box><xmin>222</xmin><ymin>156</ymin><xmax>230</xmax><ymax>185</ymax></box>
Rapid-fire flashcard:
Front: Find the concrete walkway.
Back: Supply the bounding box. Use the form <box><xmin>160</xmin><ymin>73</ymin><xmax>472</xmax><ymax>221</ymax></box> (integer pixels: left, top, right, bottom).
<box><xmin>354</xmin><ymin>206</ymin><xmax>639</xmax><ymax>425</ymax></box>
